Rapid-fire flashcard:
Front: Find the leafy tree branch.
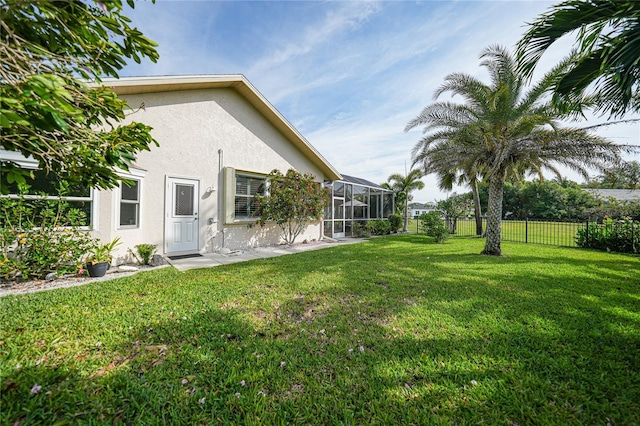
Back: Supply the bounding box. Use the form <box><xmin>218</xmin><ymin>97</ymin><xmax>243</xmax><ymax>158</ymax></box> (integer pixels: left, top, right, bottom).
<box><xmin>1</xmin><ymin>0</ymin><xmax>159</xmax><ymax>193</ymax></box>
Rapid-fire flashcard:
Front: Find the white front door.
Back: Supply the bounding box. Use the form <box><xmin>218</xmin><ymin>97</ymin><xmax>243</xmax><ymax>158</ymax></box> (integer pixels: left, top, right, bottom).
<box><xmin>165</xmin><ymin>177</ymin><xmax>199</xmax><ymax>253</ymax></box>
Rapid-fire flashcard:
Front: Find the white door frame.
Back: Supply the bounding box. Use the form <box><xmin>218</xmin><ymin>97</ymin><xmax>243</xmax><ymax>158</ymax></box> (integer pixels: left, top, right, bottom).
<box><xmin>333</xmin><ymin>196</ymin><xmax>345</xmax><ymax>238</ymax></box>
<box><xmin>165</xmin><ymin>176</ymin><xmax>200</xmax><ymax>254</ymax></box>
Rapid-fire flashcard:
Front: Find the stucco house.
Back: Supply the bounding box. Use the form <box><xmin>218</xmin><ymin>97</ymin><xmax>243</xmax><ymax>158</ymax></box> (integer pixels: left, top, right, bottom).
<box><xmin>104</xmin><ymin>75</ymin><xmax>344</xmax><ymax>260</ymax></box>
<box><xmin>3</xmin><ymin>75</ymin><xmax>346</xmax><ymax>262</ymax></box>
<box><xmin>409</xmin><ymin>202</ymin><xmax>437</xmax><ymax>219</ymax></box>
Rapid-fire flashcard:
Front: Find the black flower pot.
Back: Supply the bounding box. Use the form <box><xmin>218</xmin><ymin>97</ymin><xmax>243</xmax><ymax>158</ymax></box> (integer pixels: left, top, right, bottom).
<box><xmin>86</xmin><ymin>261</ymin><xmax>109</xmax><ymax>277</ymax></box>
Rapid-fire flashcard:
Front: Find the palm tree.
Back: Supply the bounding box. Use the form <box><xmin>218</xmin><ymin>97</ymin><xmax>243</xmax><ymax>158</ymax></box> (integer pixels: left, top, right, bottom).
<box><xmin>517</xmin><ymin>0</ymin><xmax>640</xmax><ymax>118</ymax></box>
<box><xmin>380</xmin><ymin>182</ymin><xmax>405</xmax><ymax>215</ymax></box>
<box><xmin>386</xmin><ymin>169</ymin><xmax>425</xmax><ymax>232</ymax></box>
<box><xmin>406</xmin><ymin>45</ymin><xmax>629</xmax><ymax>256</ymax></box>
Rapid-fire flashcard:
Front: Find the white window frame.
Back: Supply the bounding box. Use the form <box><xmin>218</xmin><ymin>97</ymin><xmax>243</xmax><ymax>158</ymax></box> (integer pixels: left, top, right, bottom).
<box><xmin>115</xmin><ymin>169</ymin><xmax>145</xmax><ymax>230</ymax></box>
<box><xmin>0</xmin><ymin>150</ymin><xmax>98</xmax><ymax>229</ymax></box>
<box><xmin>234</xmin><ymin>172</ymin><xmax>266</xmax><ymax>220</ymax></box>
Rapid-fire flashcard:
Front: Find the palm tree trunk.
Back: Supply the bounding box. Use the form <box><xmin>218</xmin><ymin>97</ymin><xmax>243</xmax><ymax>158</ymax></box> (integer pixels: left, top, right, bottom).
<box><xmin>481</xmin><ymin>175</ymin><xmax>504</xmax><ymax>256</ymax></box>
<box><xmin>403</xmin><ymin>198</ymin><xmax>409</xmax><ymax>232</ymax></box>
<box><xmin>471</xmin><ymin>180</ymin><xmax>483</xmax><ymax>236</ymax></box>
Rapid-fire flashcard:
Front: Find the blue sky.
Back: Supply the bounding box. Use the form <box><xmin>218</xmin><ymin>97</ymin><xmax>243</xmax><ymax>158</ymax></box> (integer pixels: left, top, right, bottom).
<box><xmin>121</xmin><ymin>0</ymin><xmax>640</xmax><ymax>203</ymax></box>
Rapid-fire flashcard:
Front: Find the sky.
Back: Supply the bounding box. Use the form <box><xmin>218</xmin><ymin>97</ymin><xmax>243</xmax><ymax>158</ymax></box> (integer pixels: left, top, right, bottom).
<box><xmin>121</xmin><ymin>0</ymin><xmax>640</xmax><ymax>203</ymax></box>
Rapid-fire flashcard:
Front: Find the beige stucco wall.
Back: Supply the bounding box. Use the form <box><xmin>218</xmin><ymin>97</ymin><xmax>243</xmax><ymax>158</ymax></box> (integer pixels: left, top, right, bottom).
<box><xmin>95</xmin><ymin>88</ymin><xmax>327</xmax><ymax>262</ymax></box>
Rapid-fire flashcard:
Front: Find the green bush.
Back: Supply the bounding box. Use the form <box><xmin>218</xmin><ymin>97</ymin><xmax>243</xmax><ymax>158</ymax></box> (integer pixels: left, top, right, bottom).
<box><xmin>367</xmin><ymin>219</ymin><xmax>391</xmax><ymax>235</ymax></box>
<box><xmin>352</xmin><ymin>221</ymin><xmax>371</xmax><ymax>238</ymax></box>
<box><xmin>388</xmin><ymin>214</ymin><xmax>402</xmax><ymax>233</ymax></box>
<box><xmin>576</xmin><ymin>217</ymin><xmax>639</xmax><ymax>253</ymax></box>
<box><xmin>419</xmin><ymin>211</ymin><xmax>450</xmax><ymax>243</ymax></box>
<box><xmin>583</xmin><ymin>200</ymin><xmax>640</xmax><ymax>221</ymax></box>
<box><xmin>129</xmin><ymin>243</ymin><xmax>157</xmax><ymax>265</ymax></box>
<box><xmin>0</xmin><ymin>187</ymin><xmax>98</xmax><ymax>280</ymax></box>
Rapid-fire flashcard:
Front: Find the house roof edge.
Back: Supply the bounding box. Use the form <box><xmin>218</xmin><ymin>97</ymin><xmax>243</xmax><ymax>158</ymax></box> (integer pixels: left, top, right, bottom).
<box><xmin>100</xmin><ymin>75</ymin><xmax>342</xmax><ymax>181</ymax></box>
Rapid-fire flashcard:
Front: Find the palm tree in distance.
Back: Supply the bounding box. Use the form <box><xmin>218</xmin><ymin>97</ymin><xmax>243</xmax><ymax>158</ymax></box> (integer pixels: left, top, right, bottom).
<box><xmin>385</xmin><ymin>169</ymin><xmax>425</xmax><ymax>232</ymax></box>
<box><xmin>517</xmin><ymin>0</ymin><xmax>640</xmax><ymax>118</ymax></box>
<box><xmin>406</xmin><ymin>45</ymin><xmax>631</xmax><ymax>256</ymax></box>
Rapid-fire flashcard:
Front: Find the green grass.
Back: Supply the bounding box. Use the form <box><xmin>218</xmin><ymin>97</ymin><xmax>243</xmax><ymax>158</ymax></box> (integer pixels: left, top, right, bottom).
<box><xmin>1</xmin><ymin>236</ymin><xmax>639</xmax><ymax>424</ymax></box>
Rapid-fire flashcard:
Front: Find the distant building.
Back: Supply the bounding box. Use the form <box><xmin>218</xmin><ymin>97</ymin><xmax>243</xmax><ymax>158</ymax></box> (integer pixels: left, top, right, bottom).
<box><xmin>584</xmin><ymin>189</ymin><xmax>640</xmax><ymax>202</ymax></box>
<box><xmin>409</xmin><ymin>202</ymin><xmax>437</xmax><ymax>219</ymax></box>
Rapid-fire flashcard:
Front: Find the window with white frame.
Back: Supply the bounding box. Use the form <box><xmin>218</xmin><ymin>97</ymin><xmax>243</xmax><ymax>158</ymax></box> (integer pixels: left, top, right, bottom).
<box><xmin>234</xmin><ymin>174</ymin><xmax>266</xmax><ymax>219</ymax></box>
<box><xmin>119</xmin><ymin>179</ymin><xmax>140</xmax><ymax>228</ymax></box>
<box><xmin>1</xmin><ymin>151</ymin><xmax>95</xmax><ymax>227</ymax></box>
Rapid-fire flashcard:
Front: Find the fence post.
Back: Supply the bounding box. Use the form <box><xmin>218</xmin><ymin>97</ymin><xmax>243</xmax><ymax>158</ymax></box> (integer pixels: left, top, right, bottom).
<box><xmin>525</xmin><ymin>217</ymin><xmax>528</xmax><ymax>244</ymax></box>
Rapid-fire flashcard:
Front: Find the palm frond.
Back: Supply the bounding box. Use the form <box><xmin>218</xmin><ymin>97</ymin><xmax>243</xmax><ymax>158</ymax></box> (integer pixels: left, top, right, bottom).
<box><xmin>517</xmin><ymin>0</ymin><xmax>640</xmax><ymax>117</ymax></box>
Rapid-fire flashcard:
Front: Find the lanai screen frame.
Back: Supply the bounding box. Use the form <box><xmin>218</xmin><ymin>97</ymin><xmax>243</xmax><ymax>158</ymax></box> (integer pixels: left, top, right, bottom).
<box><xmin>323</xmin><ymin>175</ymin><xmax>394</xmax><ymax>238</ymax></box>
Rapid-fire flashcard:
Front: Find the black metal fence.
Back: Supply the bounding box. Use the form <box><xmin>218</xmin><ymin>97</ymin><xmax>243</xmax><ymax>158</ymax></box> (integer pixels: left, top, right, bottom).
<box><xmin>422</xmin><ymin>217</ymin><xmax>639</xmax><ymax>252</ymax></box>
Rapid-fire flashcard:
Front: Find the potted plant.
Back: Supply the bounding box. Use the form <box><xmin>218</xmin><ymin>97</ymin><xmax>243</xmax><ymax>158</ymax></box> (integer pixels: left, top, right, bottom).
<box><xmin>85</xmin><ymin>237</ymin><xmax>121</xmax><ymax>277</ymax></box>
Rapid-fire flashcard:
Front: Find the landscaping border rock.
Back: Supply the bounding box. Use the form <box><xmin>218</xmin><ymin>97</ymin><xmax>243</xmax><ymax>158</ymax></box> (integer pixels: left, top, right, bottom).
<box><xmin>0</xmin><ymin>265</ymin><xmax>168</xmax><ymax>297</ymax></box>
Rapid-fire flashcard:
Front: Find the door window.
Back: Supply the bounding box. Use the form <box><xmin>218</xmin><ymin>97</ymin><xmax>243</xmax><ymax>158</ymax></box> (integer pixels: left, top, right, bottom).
<box><xmin>175</xmin><ymin>184</ymin><xmax>194</xmax><ymax>216</ymax></box>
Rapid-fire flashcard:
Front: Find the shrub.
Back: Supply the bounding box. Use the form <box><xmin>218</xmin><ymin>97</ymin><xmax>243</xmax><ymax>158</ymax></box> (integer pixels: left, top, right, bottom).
<box><xmin>583</xmin><ymin>200</ymin><xmax>640</xmax><ymax>221</ymax></box>
<box><xmin>1</xmin><ymin>188</ymin><xmax>98</xmax><ymax>280</ymax></box>
<box><xmin>352</xmin><ymin>221</ymin><xmax>371</xmax><ymax>238</ymax></box>
<box><xmin>419</xmin><ymin>211</ymin><xmax>450</xmax><ymax>243</ymax></box>
<box><xmin>129</xmin><ymin>243</ymin><xmax>157</xmax><ymax>265</ymax></box>
<box><xmin>367</xmin><ymin>219</ymin><xmax>391</xmax><ymax>235</ymax></box>
<box><xmin>576</xmin><ymin>217</ymin><xmax>639</xmax><ymax>253</ymax></box>
<box><xmin>254</xmin><ymin>169</ymin><xmax>329</xmax><ymax>245</ymax></box>
<box><xmin>388</xmin><ymin>214</ymin><xmax>402</xmax><ymax>233</ymax></box>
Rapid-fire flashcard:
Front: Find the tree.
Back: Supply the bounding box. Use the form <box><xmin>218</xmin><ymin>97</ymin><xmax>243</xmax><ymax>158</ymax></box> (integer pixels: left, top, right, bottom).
<box><xmin>588</xmin><ymin>160</ymin><xmax>640</xmax><ymax>189</ymax></box>
<box><xmin>385</xmin><ymin>170</ymin><xmax>425</xmax><ymax>232</ymax></box>
<box><xmin>380</xmin><ymin>182</ymin><xmax>404</xmax><ymax>215</ymax></box>
<box><xmin>418</xmin><ymin>211</ymin><xmax>449</xmax><ymax>243</ymax></box>
<box><xmin>436</xmin><ymin>193</ymin><xmax>472</xmax><ymax>234</ymax></box>
<box><xmin>254</xmin><ymin>169</ymin><xmax>329</xmax><ymax>245</ymax></box>
<box><xmin>517</xmin><ymin>0</ymin><xmax>640</xmax><ymax>118</ymax></box>
<box><xmin>476</xmin><ymin>179</ymin><xmax>600</xmax><ymax>222</ymax></box>
<box><xmin>1</xmin><ymin>0</ymin><xmax>160</xmax><ymax>193</ymax></box>
<box><xmin>406</xmin><ymin>45</ymin><xmax>629</xmax><ymax>256</ymax></box>
<box><xmin>428</xmin><ymin>164</ymin><xmax>484</xmax><ymax>236</ymax></box>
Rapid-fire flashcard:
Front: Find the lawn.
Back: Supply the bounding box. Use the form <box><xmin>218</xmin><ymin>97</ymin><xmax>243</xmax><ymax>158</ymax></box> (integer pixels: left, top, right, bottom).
<box><xmin>1</xmin><ymin>236</ymin><xmax>639</xmax><ymax>424</ymax></box>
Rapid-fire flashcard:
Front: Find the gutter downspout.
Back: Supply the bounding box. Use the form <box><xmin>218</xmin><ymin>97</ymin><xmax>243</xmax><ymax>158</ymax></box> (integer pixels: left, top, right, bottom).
<box><xmin>218</xmin><ymin>149</ymin><xmax>225</xmax><ymax>248</ymax></box>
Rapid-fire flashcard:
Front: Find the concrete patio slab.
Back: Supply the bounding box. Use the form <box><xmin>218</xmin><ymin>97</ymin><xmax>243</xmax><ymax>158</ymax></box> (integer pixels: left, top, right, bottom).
<box><xmin>166</xmin><ymin>238</ymin><xmax>368</xmax><ymax>271</ymax></box>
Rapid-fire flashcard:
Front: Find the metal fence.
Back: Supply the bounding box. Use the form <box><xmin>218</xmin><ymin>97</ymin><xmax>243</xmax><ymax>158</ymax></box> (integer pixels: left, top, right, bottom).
<box><xmin>445</xmin><ymin>218</ymin><xmax>582</xmax><ymax>247</ymax></box>
<box><xmin>434</xmin><ymin>217</ymin><xmax>638</xmax><ymax>252</ymax></box>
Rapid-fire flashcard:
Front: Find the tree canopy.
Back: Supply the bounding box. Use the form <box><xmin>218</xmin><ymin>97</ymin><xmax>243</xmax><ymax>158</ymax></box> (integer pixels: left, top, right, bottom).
<box><xmin>0</xmin><ymin>0</ymin><xmax>159</xmax><ymax>193</ymax></box>
<box><xmin>587</xmin><ymin>160</ymin><xmax>640</xmax><ymax>189</ymax></box>
<box><xmin>476</xmin><ymin>180</ymin><xmax>600</xmax><ymax>222</ymax></box>
<box><xmin>436</xmin><ymin>193</ymin><xmax>472</xmax><ymax>234</ymax></box>
<box><xmin>517</xmin><ymin>0</ymin><xmax>640</xmax><ymax>118</ymax></box>
<box><xmin>406</xmin><ymin>45</ymin><xmax>630</xmax><ymax>256</ymax></box>
<box><xmin>254</xmin><ymin>169</ymin><xmax>329</xmax><ymax>245</ymax></box>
